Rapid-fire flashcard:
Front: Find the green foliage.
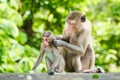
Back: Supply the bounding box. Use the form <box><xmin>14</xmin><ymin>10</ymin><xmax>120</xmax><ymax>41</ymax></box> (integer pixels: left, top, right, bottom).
<box><xmin>0</xmin><ymin>0</ymin><xmax>120</xmax><ymax>73</ymax></box>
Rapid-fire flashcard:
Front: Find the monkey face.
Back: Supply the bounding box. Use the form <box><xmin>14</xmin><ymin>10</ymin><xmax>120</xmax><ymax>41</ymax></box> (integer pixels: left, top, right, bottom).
<box><xmin>42</xmin><ymin>36</ymin><xmax>54</xmax><ymax>48</ymax></box>
<box><xmin>66</xmin><ymin>11</ymin><xmax>87</xmax><ymax>32</ymax></box>
<box><xmin>42</xmin><ymin>37</ymin><xmax>49</xmax><ymax>48</ymax></box>
<box><xmin>66</xmin><ymin>20</ymin><xmax>75</xmax><ymax>28</ymax></box>
<box><xmin>65</xmin><ymin>20</ymin><xmax>75</xmax><ymax>34</ymax></box>
<box><xmin>65</xmin><ymin>19</ymin><xmax>82</xmax><ymax>34</ymax></box>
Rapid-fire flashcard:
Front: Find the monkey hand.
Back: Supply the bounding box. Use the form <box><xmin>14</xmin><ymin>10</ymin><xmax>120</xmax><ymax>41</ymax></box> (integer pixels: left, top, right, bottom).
<box><xmin>48</xmin><ymin>68</ymin><xmax>54</xmax><ymax>75</ymax></box>
<box><xmin>54</xmin><ymin>40</ymin><xmax>66</xmax><ymax>46</ymax></box>
<box><xmin>54</xmin><ymin>35</ymin><xmax>62</xmax><ymax>40</ymax></box>
<box><xmin>96</xmin><ymin>67</ymin><xmax>105</xmax><ymax>73</ymax></box>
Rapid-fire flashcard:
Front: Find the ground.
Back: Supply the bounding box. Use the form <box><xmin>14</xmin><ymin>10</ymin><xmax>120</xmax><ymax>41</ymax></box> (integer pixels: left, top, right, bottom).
<box><xmin>0</xmin><ymin>73</ymin><xmax>120</xmax><ymax>80</ymax></box>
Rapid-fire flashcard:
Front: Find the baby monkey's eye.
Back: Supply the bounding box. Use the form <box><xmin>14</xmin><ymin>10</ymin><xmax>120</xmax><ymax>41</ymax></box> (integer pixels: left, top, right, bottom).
<box><xmin>45</xmin><ymin>38</ymin><xmax>48</xmax><ymax>41</ymax></box>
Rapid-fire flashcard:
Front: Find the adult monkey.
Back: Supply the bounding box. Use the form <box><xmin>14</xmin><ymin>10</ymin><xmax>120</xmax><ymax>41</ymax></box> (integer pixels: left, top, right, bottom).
<box><xmin>54</xmin><ymin>10</ymin><xmax>103</xmax><ymax>73</ymax></box>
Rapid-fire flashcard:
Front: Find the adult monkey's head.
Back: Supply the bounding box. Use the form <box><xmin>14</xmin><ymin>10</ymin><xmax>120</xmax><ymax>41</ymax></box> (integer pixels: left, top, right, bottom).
<box><xmin>65</xmin><ymin>10</ymin><xmax>86</xmax><ymax>33</ymax></box>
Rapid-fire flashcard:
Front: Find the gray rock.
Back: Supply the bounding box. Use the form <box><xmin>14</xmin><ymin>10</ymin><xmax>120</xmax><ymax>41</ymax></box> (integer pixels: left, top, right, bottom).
<box><xmin>0</xmin><ymin>73</ymin><xmax>120</xmax><ymax>80</ymax></box>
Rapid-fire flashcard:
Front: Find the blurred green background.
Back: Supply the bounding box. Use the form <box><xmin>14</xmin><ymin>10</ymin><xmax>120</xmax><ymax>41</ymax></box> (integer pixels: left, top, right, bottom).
<box><xmin>0</xmin><ymin>0</ymin><xmax>120</xmax><ymax>73</ymax></box>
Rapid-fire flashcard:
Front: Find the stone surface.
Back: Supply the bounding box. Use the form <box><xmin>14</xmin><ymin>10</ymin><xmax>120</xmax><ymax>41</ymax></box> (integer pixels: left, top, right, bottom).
<box><xmin>0</xmin><ymin>73</ymin><xmax>120</xmax><ymax>80</ymax></box>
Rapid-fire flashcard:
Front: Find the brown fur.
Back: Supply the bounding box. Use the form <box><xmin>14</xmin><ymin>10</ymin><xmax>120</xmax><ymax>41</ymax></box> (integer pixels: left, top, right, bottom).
<box><xmin>32</xmin><ymin>31</ymin><xmax>65</xmax><ymax>75</ymax></box>
<box><xmin>54</xmin><ymin>10</ymin><xmax>101</xmax><ymax>73</ymax></box>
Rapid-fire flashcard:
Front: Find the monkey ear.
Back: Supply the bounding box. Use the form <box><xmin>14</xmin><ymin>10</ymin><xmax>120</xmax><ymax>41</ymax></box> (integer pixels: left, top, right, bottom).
<box><xmin>81</xmin><ymin>15</ymin><xmax>86</xmax><ymax>22</ymax></box>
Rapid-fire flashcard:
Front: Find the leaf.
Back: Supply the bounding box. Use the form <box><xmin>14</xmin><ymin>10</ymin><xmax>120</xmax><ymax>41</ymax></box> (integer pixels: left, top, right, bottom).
<box><xmin>9</xmin><ymin>0</ymin><xmax>19</xmax><ymax>10</ymax></box>
<box><xmin>0</xmin><ymin>19</ymin><xmax>19</xmax><ymax>38</ymax></box>
<box><xmin>17</xmin><ymin>31</ymin><xmax>28</xmax><ymax>44</ymax></box>
<box><xmin>0</xmin><ymin>3</ymin><xmax>23</xmax><ymax>26</ymax></box>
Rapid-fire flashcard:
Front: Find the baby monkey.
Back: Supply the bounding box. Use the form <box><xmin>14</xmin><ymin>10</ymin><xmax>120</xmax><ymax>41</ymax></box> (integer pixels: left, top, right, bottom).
<box><xmin>31</xmin><ymin>31</ymin><xmax>65</xmax><ymax>75</ymax></box>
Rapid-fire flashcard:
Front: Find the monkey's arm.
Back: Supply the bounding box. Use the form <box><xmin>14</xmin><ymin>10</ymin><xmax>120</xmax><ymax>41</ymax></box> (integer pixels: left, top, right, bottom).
<box><xmin>54</xmin><ymin>34</ymin><xmax>69</xmax><ymax>42</ymax></box>
<box><xmin>50</xmin><ymin>49</ymin><xmax>61</xmax><ymax>69</ymax></box>
<box><xmin>32</xmin><ymin>49</ymin><xmax>45</xmax><ymax>70</ymax></box>
<box><xmin>48</xmin><ymin>48</ymin><xmax>61</xmax><ymax>75</ymax></box>
<box><xmin>54</xmin><ymin>40</ymin><xmax>83</xmax><ymax>53</ymax></box>
<box><xmin>54</xmin><ymin>31</ymin><xmax>89</xmax><ymax>56</ymax></box>
<box><xmin>54</xmin><ymin>35</ymin><xmax>63</xmax><ymax>40</ymax></box>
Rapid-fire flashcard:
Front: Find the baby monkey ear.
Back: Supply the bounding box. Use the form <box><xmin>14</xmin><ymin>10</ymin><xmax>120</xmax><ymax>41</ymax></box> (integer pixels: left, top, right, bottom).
<box><xmin>81</xmin><ymin>15</ymin><xmax>86</xmax><ymax>22</ymax></box>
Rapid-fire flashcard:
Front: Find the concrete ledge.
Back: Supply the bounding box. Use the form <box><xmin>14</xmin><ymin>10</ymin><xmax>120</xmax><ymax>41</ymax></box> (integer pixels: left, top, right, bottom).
<box><xmin>0</xmin><ymin>73</ymin><xmax>120</xmax><ymax>80</ymax></box>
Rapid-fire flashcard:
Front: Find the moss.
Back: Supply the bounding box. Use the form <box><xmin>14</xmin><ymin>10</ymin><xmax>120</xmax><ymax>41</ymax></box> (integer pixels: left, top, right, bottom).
<box><xmin>92</xmin><ymin>74</ymin><xmax>99</xmax><ymax>79</ymax></box>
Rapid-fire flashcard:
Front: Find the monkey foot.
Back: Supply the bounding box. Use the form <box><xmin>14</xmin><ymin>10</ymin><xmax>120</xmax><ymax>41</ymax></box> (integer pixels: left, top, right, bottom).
<box><xmin>48</xmin><ymin>69</ymin><xmax>55</xmax><ymax>75</ymax></box>
<box><xmin>95</xmin><ymin>67</ymin><xmax>105</xmax><ymax>73</ymax></box>
<box><xmin>83</xmin><ymin>68</ymin><xmax>105</xmax><ymax>73</ymax></box>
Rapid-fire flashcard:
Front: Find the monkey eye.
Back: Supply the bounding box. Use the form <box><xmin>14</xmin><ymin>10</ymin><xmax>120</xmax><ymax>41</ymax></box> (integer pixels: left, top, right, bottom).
<box><xmin>45</xmin><ymin>39</ymin><xmax>48</xmax><ymax>41</ymax></box>
<box><xmin>41</xmin><ymin>38</ymin><xmax>46</xmax><ymax>41</ymax></box>
<box><xmin>67</xmin><ymin>20</ymin><xmax>75</xmax><ymax>25</ymax></box>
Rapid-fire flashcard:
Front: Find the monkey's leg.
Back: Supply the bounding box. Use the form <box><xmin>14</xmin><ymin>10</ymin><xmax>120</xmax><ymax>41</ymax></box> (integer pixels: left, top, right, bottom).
<box><xmin>46</xmin><ymin>58</ymin><xmax>52</xmax><ymax>71</ymax></box>
<box><xmin>86</xmin><ymin>45</ymin><xmax>104</xmax><ymax>73</ymax></box>
<box><xmin>46</xmin><ymin>58</ymin><xmax>55</xmax><ymax>75</ymax></box>
<box><xmin>73</xmin><ymin>56</ymin><xmax>82</xmax><ymax>72</ymax></box>
<box><xmin>55</xmin><ymin>57</ymin><xmax>65</xmax><ymax>73</ymax></box>
<box><xmin>81</xmin><ymin>44</ymin><xmax>96</xmax><ymax>73</ymax></box>
<box><xmin>84</xmin><ymin>45</ymin><xmax>104</xmax><ymax>73</ymax></box>
<box><xmin>88</xmin><ymin>44</ymin><xmax>95</xmax><ymax>69</ymax></box>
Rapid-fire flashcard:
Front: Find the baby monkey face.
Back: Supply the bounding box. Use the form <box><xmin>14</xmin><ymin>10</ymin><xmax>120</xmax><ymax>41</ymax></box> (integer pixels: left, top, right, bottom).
<box><xmin>42</xmin><ymin>36</ymin><xmax>54</xmax><ymax>48</ymax></box>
